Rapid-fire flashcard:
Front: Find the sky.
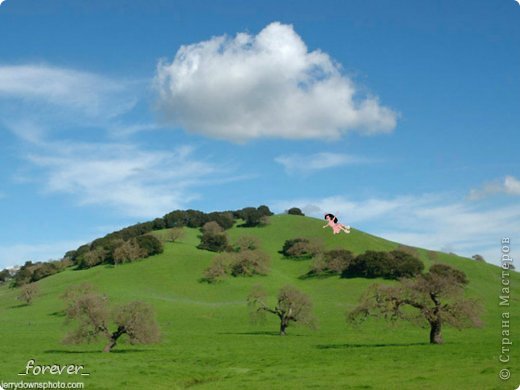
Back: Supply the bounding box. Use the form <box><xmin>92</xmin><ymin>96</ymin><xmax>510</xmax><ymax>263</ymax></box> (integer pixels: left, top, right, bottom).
<box><xmin>0</xmin><ymin>0</ymin><xmax>519</xmax><ymax>269</ymax></box>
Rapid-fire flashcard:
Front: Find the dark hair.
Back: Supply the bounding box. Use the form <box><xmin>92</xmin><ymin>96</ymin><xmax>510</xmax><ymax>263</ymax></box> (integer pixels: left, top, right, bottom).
<box><xmin>324</xmin><ymin>213</ymin><xmax>338</xmax><ymax>223</ymax></box>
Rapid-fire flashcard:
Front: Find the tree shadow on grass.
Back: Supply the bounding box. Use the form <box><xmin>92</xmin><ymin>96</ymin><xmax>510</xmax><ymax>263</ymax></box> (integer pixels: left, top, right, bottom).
<box><xmin>44</xmin><ymin>349</ymin><xmax>151</xmax><ymax>354</ymax></box>
<box><xmin>219</xmin><ymin>331</ymin><xmax>308</xmax><ymax>337</ymax></box>
<box><xmin>316</xmin><ymin>342</ymin><xmax>429</xmax><ymax>349</ymax></box>
<box><xmin>9</xmin><ymin>303</ymin><xmax>29</xmax><ymax>309</ymax></box>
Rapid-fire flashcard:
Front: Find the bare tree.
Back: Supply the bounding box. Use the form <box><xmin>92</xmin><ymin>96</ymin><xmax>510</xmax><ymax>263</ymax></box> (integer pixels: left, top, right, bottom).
<box><xmin>113</xmin><ymin>239</ymin><xmax>146</xmax><ymax>264</ymax></box>
<box><xmin>164</xmin><ymin>227</ymin><xmax>185</xmax><ymax>243</ymax></box>
<box><xmin>248</xmin><ymin>285</ymin><xmax>316</xmax><ymax>335</ymax></box>
<box><xmin>233</xmin><ymin>235</ymin><xmax>261</xmax><ymax>252</ymax></box>
<box><xmin>348</xmin><ymin>264</ymin><xmax>482</xmax><ymax>344</ymax></box>
<box><xmin>62</xmin><ymin>284</ymin><xmax>160</xmax><ymax>352</ymax></box>
<box><xmin>17</xmin><ymin>283</ymin><xmax>39</xmax><ymax>305</ymax></box>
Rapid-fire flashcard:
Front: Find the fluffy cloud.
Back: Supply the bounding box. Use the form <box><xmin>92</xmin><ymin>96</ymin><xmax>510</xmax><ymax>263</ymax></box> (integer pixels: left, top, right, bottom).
<box><xmin>155</xmin><ymin>22</ymin><xmax>397</xmax><ymax>142</ymax></box>
<box><xmin>275</xmin><ymin>152</ymin><xmax>371</xmax><ymax>174</ymax></box>
<box><xmin>468</xmin><ymin>175</ymin><xmax>520</xmax><ymax>200</ymax></box>
<box><xmin>272</xmin><ymin>194</ymin><xmax>520</xmax><ymax>266</ymax></box>
<box><xmin>26</xmin><ymin>141</ymin><xmax>220</xmax><ymax>218</ymax></box>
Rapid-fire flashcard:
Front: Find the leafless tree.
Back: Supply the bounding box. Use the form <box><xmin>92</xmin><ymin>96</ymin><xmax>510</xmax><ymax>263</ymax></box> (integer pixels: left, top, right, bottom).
<box><xmin>248</xmin><ymin>285</ymin><xmax>316</xmax><ymax>335</ymax></box>
<box><xmin>348</xmin><ymin>264</ymin><xmax>482</xmax><ymax>344</ymax></box>
<box><xmin>62</xmin><ymin>283</ymin><xmax>160</xmax><ymax>352</ymax></box>
<box><xmin>113</xmin><ymin>239</ymin><xmax>146</xmax><ymax>264</ymax></box>
<box><xmin>164</xmin><ymin>228</ymin><xmax>185</xmax><ymax>243</ymax></box>
<box><xmin>17</xmin><ymin>283</ymin><xmax>39</xmax><ymax>305</ymax></box>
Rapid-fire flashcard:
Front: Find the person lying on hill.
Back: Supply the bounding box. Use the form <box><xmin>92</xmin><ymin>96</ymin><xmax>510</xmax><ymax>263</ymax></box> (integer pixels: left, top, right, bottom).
<box><xmin>323</xmin><ymin>213</ymin><xmax>350</xmax><ymax>235</ymax></box>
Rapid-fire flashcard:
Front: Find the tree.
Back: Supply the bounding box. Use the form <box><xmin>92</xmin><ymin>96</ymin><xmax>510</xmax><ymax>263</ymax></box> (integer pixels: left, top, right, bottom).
<box><xmin>207</xmin><ymin>212</ymin><xmax>235</xmax><ymax>230</ymax></box>
<box><xmin>287</xmin><ymin>207</ymin><xmax>304</xmax><ymax>216</ymax></box>
<box><xmin>0</xmin><ymin>268</ymin><xmax>10</xmax><ymax>283</ymax></box>
<box><xmin>202</xmin><ymin>221</ymin><xmax>224</xmax><ymax>235</ymax></box>
<box><xmin>62</xmin><ymin>284</ymin><xmax>160</xmax><ymax>352</ymax></box>
<box><xmin>231</xmin><ymin>250</ymin><xmax>270</xmax><ymax>277</ymax></box>
<box><xmin>113</xmin><ymin>239</ymin><xmax>146</xmax><ymax>264</ymax></box>
<box><xmin>472</xmin><ymin>254</ymin><xmax>486</xmax><ymax>262</ymax></box>
<box><xmin>18</xmin><ymin>283</ymin><xmax>39</xmax><ymax>305</ymax></box>
<box><xmin>348</xmin><ymin>264</ymin><xmax>482</xmax><ymax>344</ymax></box>
<box><xmin>198</xmin><ymin>219</ymin><xmax>229</xmax><ymax>252</ymax></box>
<box><xmin>202</xmin><ymin>254</ymin><xmax>230</xmax><ymax>283</ymax></box>
<box><xmin>233</xmin><ymin>235</ymin><xmax>261</xmax><ymax>252</ymax></box>
<box><xmin>247</xmin><ymin>285</ymin><xmax>316</xmax><ymax>335</ymax></box>
<box><xmin>78</xmin><ymin>247</ymin><xmax>107</xmax><ymax>269</ymax></box>
<box><xmin>135</xmin><ymin>235</ymin><xmax>163</xmax><ymax>256</ymax></box>
<box><xmin>163</xmin><ymin>228</ymin><xmax>185</xmax><ymax>243</ymax></box>
<box><xmin>197</xmin><ymin>231</ymin><xmax>229</xmax><ymax>252</ymax></box>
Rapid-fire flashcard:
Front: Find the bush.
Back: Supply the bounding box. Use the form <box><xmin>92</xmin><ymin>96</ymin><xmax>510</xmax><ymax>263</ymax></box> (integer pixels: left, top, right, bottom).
<box><xmin>207</xmin><ymin>212</ymin><xmax>235</xmax><ymax>230</ymax></box>
<box><xmin>197</xmin><ymin>232</ymin><xmax>229</xmax><ymax>252</ymax></box>
<box><xmin>287</xmin><ymin>207</ymin><xmax>305</xmax><ymax>216</ymax></box>
<box><xmin>202</xmin><ymin>254</ymin><xmax>230</xmax><ymax>283</ymax></box>
<box><xmin>388</xmin><ymin>250</ymin><xmax>424</xmax><ymax>278</ymax></box>
<box><xmin>342</xmin><ymin>250</ymin><xmax>423</xmax><ymax>279</ymax></box>
<box><xmin>231</xmin><ymin>250</ymin><xmax>270</xmax><ymax>277</ymax></box>
<box><xmin>309</xmin><ymin>249</ymin><xmax>353</xmax><ymax>275</ymax></box>
<box><xmin>113</xmin><ymin>239</ymin><xmax>146</xmax><ymax>264</ymax></box>
<box><xmin>135</xmin><ymin>235</ymin><xmax>164</xmax><ymax>256</ymax></box>
<box><xmin>281</xmin><ymin>238</ymin><xmax>322</xmax><ymax>259</ymax></box>
<box><xmin>429</xmin><ymin>263</ymin><xmax>468</xmax><ymax>285</ymax></box>
<box><xmin>233</xmin><ymin>236</ymin><xmax>261</xmax><ymax>252</ymax></box>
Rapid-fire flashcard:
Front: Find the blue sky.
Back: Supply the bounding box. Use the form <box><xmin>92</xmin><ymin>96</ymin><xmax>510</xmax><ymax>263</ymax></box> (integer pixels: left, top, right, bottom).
<box><xmin>0</xmin><ymin>0</ymin><xmax>519</xmax><ymax>268</ymax></box>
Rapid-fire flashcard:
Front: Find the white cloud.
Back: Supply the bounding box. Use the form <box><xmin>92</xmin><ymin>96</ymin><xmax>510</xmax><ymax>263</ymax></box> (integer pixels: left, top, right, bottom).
<box><xmin>25</xmin><ymin>141</ymin><xmax>221</xmax><ymax>218</ymax></box>
<box><xmin>155</xmin><ymin>22</ymin><xmax>397</xmax><ymax>142</ymax></box>
<box><xmin>0</xmin><ymin>240</ymin><xmax>85</xmax><ymax>270</ymax></box>
<box><xmin>272</xmin><ymin>194</ymin><xmax>520</xmax><ymax>266</ymax></box>
<box><xmin>0</xmin><ymin>64</ymin><xmax>136</xmax><ymax>121</ymax></box>
<box><xmin>275</xmin><ymin>152</ymin><xmax>372</xmax><ymax>174</ymax></box>
<box><xmin>468</xmin><ymin>175</ymin><xmax>520</xmax><ymax>200</ymax></box>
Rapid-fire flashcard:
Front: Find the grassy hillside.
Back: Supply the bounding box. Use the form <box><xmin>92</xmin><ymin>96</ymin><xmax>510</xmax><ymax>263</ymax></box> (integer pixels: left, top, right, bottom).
<box><xmin>0</xmin><ymin>215</ymin><xmax>518</xmax><ymax>389</ymax></box>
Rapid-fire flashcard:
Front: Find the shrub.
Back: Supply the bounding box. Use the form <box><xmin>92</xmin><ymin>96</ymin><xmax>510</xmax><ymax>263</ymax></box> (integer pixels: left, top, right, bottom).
<box><xmin>231</xmin><ymin>250</ymin><xmax>270</xmax><ymax>277</ymax></box>
<box><xmin>388</xmin><ymin>250</ymin><xmax>424</xmax><ymax>278</ymax></box>
<box><xmin>197</xmin><ymin>232</ymin><xmax>229</xmax><ymax>252</ymax></box>
<box><xmin>342</xmin><ymin>250</ymin><xmax>423</xmax><ymax>279</ymax></box>
<box><xmin>287</xmin><ymin>207</ymin><xmax>305</xmax><ymax>216</ymax></box>
<box><xmin>308</xmin><ymin>250</ymin><xmax>354</xmax><ymax>276</ymax></box>
<box><xmin>282</xmin><ymin>238</ymin><xmax>322</xmax><ymax>259</ymax></box>
<box><xmin>135</xmin><ymin>235</ymin><xmax>164</xmax><ymax>256</ymax></box>
<box><xmin>113</xmin><ymin>239</ymin><xmax>146</xmax><ymax>264</ymax></box>
<box><xmin>233</xmin><ymin>236</ymin><xmax>261</xmax><ymax>252</ymax></box>
<box><xmin>202</xmin><ymin>254</ymin><xmax>230</xmax><ymax>283</ymax></box>
<box><xmin>17</xmin><ymin>283</ymin><xmax>39</xmax><ymax>305</ymax></box>
<box><xmin>429</xmin><ymin>263</ymin><xmax>468</xmax><ymax>285</ymax></box>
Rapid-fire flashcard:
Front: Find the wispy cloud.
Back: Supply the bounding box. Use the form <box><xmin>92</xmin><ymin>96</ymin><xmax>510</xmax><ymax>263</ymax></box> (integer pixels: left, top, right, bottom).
<box><xmin>25</xmin><ymin>141</ymin><xmax>221</xmax><ymax>218</ymax></box>
<box><xmin>155</xmin><ymin>22</ymin><xmax>397</xmax><ymax>142</ymax></box>
<box><xmin>468</xmin><ymin>175</ymin><xmax>520</xmax><ymax>200</ymax></box>
<box><xmin>0</xmin><ymin>63</ymin><xmax>238</xmax><ymax>219</ymax></box>
<box><xmin>275</xmin><ymin>152</ymin><xmax>372</xmax><ymax>174</ymax></box>
<box><xmin>272</xmin><ymin>194</ymin><xmax>520</xmax><ymax>265</ymax></box>
<box><xmin>0</xmin><ymin>64</ymin><xmax>137</xmax><ymax>123</ymax></box>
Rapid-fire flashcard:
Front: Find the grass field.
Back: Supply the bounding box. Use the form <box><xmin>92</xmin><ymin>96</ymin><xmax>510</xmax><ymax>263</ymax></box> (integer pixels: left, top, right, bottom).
<box><xmin>0</xmin><ymin>215</ymin><xmax>518</xmax><ymax>389</ymax></box>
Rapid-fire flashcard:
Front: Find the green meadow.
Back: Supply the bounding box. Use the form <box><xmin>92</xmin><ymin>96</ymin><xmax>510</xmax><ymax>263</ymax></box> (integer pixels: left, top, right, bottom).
<box><xmin>0</xmin><ymin>215</ymin><xmax>518</xmax><ymax>389</ymax></box>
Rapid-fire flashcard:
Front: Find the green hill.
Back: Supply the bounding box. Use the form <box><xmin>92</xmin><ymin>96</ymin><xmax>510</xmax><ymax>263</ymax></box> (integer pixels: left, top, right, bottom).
<box><xmin>0</xmin><ymin>215</ymin><xmax>518</xmax><ymax>389</ymax></box>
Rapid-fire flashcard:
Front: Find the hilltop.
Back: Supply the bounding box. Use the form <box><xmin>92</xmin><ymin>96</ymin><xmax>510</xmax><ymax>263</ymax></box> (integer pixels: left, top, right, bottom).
<box><xmin>0</xmin><ymin>213</ymin><xmax>518</xmax><ymax>389</ymax></box>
